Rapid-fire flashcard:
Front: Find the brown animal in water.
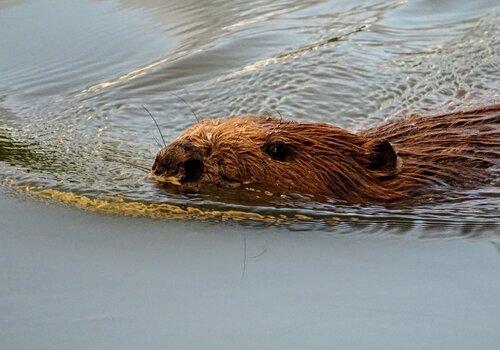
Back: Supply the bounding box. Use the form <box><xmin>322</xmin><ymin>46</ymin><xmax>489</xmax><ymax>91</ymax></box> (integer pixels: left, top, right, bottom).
<box><xmin>150</xmin><ymin>105</ymin><xmax>499</xmax><ymax>204</ymax></box>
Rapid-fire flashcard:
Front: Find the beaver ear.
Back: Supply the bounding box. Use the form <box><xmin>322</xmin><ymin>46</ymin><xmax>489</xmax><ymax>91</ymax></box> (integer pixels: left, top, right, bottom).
<box><xmin>365</xmin><ymin>139</ymin><xmax>398</xmax><ymax>179</ymax></box>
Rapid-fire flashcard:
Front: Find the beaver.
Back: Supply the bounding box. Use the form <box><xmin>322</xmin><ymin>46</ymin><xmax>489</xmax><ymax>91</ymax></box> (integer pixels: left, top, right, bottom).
<box><xmin>150</xmin><ymin>105</ymin><xmax>499</xmax><ymax>204</ymax></box>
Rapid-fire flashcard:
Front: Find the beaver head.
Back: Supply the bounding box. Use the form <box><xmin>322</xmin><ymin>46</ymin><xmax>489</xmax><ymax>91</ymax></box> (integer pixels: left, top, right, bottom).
<box><xmin>150</xmin><ymin>115</ymin><xmax>400</xmax><ymax>203</ymax></box>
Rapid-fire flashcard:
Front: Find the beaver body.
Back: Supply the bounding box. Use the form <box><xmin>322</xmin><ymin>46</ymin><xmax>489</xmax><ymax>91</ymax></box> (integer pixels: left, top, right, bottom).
<box><xmin>151</xmin><ymin>105</ymin><xmax>499</xmax><ymax>204</ymax></box>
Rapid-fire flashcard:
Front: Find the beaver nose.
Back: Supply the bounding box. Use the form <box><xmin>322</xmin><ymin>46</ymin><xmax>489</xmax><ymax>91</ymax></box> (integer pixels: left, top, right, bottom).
<box><xmin>181</xmin><ymin>158</ymin><xmax>204</xmax><ymax>183</ymax></box>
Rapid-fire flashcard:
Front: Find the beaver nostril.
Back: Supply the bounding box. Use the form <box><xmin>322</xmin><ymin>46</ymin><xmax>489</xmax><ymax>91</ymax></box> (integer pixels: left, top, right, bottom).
<box><xmin>181</xmin><ymin>158</ymin><xmax>204</xmax><ymax>183</ymax></box>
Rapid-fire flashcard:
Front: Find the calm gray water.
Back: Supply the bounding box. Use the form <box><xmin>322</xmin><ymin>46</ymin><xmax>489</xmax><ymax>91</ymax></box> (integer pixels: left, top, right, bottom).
<box><xmin>0</xmin><ymin>1</ymin><xmax>500</xmax><ymax>349</ymax></box>
<box><xmin>1</xmin><ymin>187</ymin><xmax>500</xmax><ymax>350</ymax></box>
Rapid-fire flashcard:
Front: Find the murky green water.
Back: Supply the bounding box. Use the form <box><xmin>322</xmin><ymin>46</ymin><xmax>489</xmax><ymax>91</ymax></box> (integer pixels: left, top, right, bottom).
<box><xmin>0</xmin><ymin>0</ymin><xmax>499</xmax><ymax>235</ymax></box>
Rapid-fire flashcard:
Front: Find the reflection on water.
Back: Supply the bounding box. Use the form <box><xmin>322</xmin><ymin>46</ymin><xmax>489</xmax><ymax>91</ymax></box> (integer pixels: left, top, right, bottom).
<box><xmin>0</xmin><ymin>0</ymin><xmax>498</xmax><ymax>235</ymax></box>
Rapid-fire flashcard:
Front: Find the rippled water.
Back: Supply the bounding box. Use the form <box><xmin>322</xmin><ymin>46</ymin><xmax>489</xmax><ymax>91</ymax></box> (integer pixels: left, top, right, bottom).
<box><xmin>0</xmin><ymin>0</ymin><xmax>499</xmax><ymax>235</ymax></box>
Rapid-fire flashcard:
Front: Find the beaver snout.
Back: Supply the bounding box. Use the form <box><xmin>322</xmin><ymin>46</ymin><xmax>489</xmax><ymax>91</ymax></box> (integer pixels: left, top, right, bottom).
<box><xmin>151</xmin><ymin>143</ymin><xmax>205</xmax><ymax>184</ymax></box>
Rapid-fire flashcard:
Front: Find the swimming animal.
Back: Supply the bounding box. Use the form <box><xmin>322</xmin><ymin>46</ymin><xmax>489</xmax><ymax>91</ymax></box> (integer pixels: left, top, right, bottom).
<box><xmin>150</xmin><ymin>105</ymin><xmax>499</xmax><ymax>204</ymax></box>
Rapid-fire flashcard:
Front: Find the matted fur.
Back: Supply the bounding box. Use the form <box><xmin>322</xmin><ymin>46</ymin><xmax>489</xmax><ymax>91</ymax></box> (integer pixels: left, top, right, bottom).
<box><xmin>151</xmin><ymin>105</ymin><xmax>499</xmax><ymax>204</ymax></box>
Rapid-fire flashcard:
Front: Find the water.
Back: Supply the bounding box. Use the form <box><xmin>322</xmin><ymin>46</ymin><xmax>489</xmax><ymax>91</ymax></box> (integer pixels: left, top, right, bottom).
<box><xmin>1</xmin><ymin>0</ymin><xmax>499</xmax><ymax>235</ymax></box>
<box><xmin>1</xmin><ymin>189</ymin><xmax>498</xmax><ymax>350</ymax></box>
<box><xmin>1</xmin><ymin>2</ymin><xmax>500</xmax><ymax>349</ymax></box>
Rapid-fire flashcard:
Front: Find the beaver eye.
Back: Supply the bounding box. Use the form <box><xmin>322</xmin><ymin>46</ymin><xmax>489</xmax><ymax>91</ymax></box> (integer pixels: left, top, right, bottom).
<box><xmin>264</xmin><ymin>142</ymin><xmax>292</xmax><ymax>161</ymax></box>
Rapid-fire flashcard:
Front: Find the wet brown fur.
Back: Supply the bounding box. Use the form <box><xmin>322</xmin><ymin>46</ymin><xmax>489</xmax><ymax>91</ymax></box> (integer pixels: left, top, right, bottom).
<box><xmin>151</xmin><ymin>105</ymin><xmax>499</xmax><ymax>204</ymax></box>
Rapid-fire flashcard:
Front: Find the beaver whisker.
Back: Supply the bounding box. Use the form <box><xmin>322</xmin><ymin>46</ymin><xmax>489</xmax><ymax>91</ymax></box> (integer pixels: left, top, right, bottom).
<box><xmin>114</xmin><ymin>159</ymin><xmax>150</xmax><ymax>172</ymax></box>
<box><xmin>152</xmin><ymin>135</ymin><xmax>163</xmax><ymax>149</ymax></box>
<box><xmin>266</xmin><ymin>109</ymin><xmax>285</xmax><ymax>141</ymax></box>
<box><xmin>169</xmin><ymin>90</ymin><xmax>200</xmax><ymax>123</ymax></box>
<box><xmin>143</xmin><ymin>105</ymin><xmax>166</xmax><ymax>147</ymax></box>
<box><xmin>275</xmin><ymin>109</ymin><xmax>284</xmax><ymax>122</ymax></box>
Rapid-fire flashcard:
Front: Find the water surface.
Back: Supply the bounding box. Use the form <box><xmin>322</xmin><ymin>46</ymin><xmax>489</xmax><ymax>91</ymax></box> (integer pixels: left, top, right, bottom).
<box><xmin>1</xmin><ymin>2</ymin><xmax>500</xmax><ymax>349</ymax></box>
<box><xmin>0</xmin><ymin>0</ymin><xmax>499</xmax><ymax>232</ymax></box>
